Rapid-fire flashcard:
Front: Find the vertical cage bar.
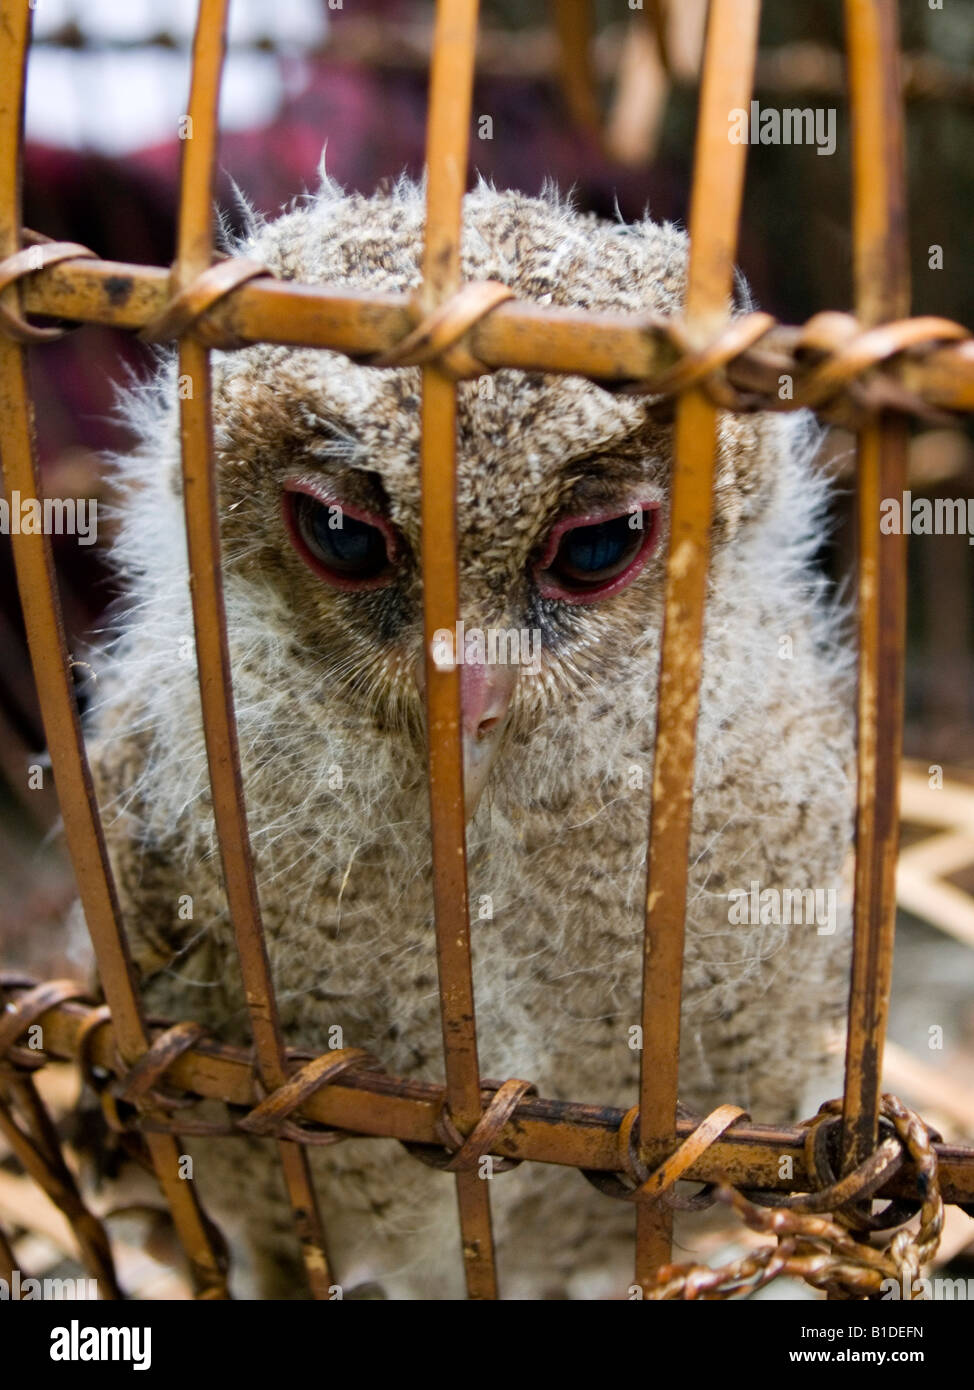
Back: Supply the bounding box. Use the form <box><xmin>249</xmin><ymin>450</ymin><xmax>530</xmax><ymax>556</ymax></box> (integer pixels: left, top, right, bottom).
<box><xmin>840</xmin><ymin>0</ymin><xmax>910</xmax><ymax>1174</ymax></box>
<box><xmin>645</xmin><ymin>0</ymin><xmax>672</xmax><ymax>76</ymax></box>
<box><xmin>634</xmin><ymin>0</ymin><xmax>762</xmax><ymax>1291</ymax></box>
<box><xmin>171</xmin><ymin>0</ymin><xmax>334</xmax><ymax>1299</ymax></box>
<box><xmin>0</xmin><ymin>1221</ymin><xmax>16</xmax><ymax>1282</ymax></box>
<box><xmin>0</xmin><ymin>0</ymin><xmax>228</xmax><ymax>1300</ymax></box>
<box><xmin>550</xmin><ymin>0</ymin><xmax>601</xmax><ymax>136</ymax></box>
<box><xmin>419</xmin><ymin>0</ymin><xmax>499</xmax><ymax>1300</ymax></box>
<box><xmin>0</xmin><ymin>1073</ymin><xmax>122</xmax><ymax>1297</ymax></box>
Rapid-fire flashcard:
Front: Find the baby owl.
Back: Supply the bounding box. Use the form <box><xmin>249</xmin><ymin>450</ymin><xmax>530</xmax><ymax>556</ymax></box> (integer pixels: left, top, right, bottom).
<box><xmin>81</xmin><ymin>177</ymin><xmax>854</xmax><ymax>1299</ymax></box>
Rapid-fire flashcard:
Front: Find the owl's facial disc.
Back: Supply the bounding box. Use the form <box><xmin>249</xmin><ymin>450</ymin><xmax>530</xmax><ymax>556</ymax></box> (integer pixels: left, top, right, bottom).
<box><xmin>282</xmin><ymin>481</ymin><xmax>398</xmax><ymax>591</ymax></box>
<box><xmin>534</xmin><ymin>502</ymin><xmax>661</xmax><ymax>603</ymax></box>
<box><xmin>279</xmin><ymin>473</ymin><xmax>659</xmax><ymax>812</ymax></box>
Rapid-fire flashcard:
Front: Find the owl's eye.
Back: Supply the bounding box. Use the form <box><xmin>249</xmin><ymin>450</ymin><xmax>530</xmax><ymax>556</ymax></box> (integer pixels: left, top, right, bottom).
<box><xmin>535</xmin><ymin>504</ymin><xmax>660</xmax><ymax>603</ymax></box>
<box><xmin>283</xmin><ymin>484</ymin><xmax>397</xmax><ymax>590</ymax></box>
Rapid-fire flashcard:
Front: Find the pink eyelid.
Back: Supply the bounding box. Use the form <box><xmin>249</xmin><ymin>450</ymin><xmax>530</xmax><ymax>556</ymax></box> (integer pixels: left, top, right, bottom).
<box><xmin>282</xmin><ymin>478</ymin><xmax>399</xmax><ymax>589</ymax></box>
<box><xmin>534</xmin><ymin>501</ymin><xmax>661</xmax><ymax>603</ymax></box>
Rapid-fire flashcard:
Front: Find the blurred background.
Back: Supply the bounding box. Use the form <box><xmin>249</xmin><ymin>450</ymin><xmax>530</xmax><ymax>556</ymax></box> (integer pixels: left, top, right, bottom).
<box><xmin>1</xmin><ymin>0</ymin><xmax>973</xmax><ymax>1295</ymax></box>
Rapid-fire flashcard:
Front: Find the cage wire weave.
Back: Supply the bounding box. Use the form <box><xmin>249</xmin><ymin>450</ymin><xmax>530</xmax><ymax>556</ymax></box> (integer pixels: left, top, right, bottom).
<box><xmin>1</xmin><ymin>0</ymin><xmax>974</xmax><ymax>1302</ymax></box>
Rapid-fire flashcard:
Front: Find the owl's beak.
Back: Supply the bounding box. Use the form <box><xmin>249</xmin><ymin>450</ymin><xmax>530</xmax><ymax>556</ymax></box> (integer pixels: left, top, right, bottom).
<box><xmin>458</xmin><ymin>659</ymin><xmax>517</xmax><ymax>819</ymax></box>
<box><xmin>414</xmin><ymin>651</ymin><xmax>516</xmax><ymax>821</ymax></box>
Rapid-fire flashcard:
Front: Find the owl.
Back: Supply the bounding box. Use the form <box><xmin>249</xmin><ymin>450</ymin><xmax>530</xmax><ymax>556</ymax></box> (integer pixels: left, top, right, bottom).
<box><xmin>79</xmin><ymin>177</ymin><xmax>855</xmax><ymax>1299</ymax></box>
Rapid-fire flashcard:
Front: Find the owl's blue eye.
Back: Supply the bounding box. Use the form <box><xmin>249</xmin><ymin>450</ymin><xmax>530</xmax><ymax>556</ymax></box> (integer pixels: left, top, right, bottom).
<box><xmin>559</xmin><ymin>517</ymin><xmax>633</xmax><ymax>574</ymax></box>
<box><xmin>284</xmin><ymin>487</ymin><xmax>396</xmax><ymax>590</ymax></box>
<box><xmin>535</xmin><ymin>504</ymin><xmax>660</xmax><ymax>604</ymax></box>
<box><xmin>308</xmin><ymin>508</ymin><xmax>385</xmax><ymax>570</ymax></box>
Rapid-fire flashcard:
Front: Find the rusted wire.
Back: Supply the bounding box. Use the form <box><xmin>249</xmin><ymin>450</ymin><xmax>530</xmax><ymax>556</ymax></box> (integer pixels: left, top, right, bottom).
<box><xmin>7</xmin><ymin>978</ymin><xmax>972</xmax><ymax>1209</ymax></box>
<box><xmin>403</xmin><ymin>1079</ymin><xmax>538</xmax><ymax>1174</ymax></box>
<box><xmin>646</xmin><ymin>1096</ymin><xmax>944</xmax><ymax>1300</ymax></box>
<box><xmin>368</xmin><ymin>280</ymin><xmax>515</xmax><ymax>379</ymax></box>
<box><xmin>139</xmin><ymin>255</ymin><xmax>268</xmax><ymax>347</ymax></box>
<box><xmin>584</xmin><ymin>1103</ymin><xmax>748</xmax><ymax>1210</ymax></box>
<box><xmin>0</xmin><ymin>980</ymin><xmax>125</xmax><ymax>1295</ymax></box>
<box><xmin>236</xmin><ymin>1049</ymin><xmax>381</xmax><ymax>1145</ymax></box>
<box><xmin>0</xmin><ymin>1079</ymin><xmax>124</xmax><ymax>1298</ymax></box>
<box><xmin>0</xmin><ymin>230</ymin><xmax>95</xmax><ymax>342</ymax></box>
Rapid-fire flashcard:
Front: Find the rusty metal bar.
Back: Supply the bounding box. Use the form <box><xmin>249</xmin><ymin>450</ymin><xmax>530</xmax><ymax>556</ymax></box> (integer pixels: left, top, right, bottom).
<box><xmin>645</xmin><ymin>0</ymin><xmax>673</xmax><ymax>76</ymax></box>
<box><xmin>550</xmin><ymin>0</ymin><xmax>602</xmax><ymax>134</ymax></box>
<box><xmin>0</xmin><ymin>0</ymin><xmax>228</xmax><ymax>1300</ymax></box>
<box><xmin>4</xmin><ymin>985</ymin><xmax>974</xmax><ymax>1206</ymax></box>
<box><xmin>0</xmin><ymin>1072</ymin><xmax>122</xmax><ymax>1297</ymax></box>
<box><xmin>0</xmin><ymin>1221</ymin><xmax>16</xmax><ymax>1283</ymax></box>
<box><xmin>840</xmin><ymin>0</ymin><xmax>911</xmax><ymax>1177</ymax></box>
<box><xmin>171</xmin><ymin>0</ymin><xmax>335</xmax><ymax>1299</ymax></box>
<box><xmin>9</xmin><ymin>259</ymin><xmax>974</xmax><ymax>414</ymax></box>
<box><xmin>551</xmin><ymin>0</ymin><xmax>675</xmax><ymax>145</ymax></box>
<box><xmin>418</xmin><ymin>0</ymin><xmax>500</xmax><ymax>1300</ymax></box>
<box><xmin>635</xmin><ymin>0</ymin><xmax>762</xmax><ymax>1292</ymax></box>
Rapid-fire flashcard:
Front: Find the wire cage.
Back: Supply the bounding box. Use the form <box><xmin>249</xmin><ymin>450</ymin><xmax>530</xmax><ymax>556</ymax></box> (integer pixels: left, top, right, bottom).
<box><xmin>1</xmin><ymin>0</ymin><xmax>974</xmax><ymax>1301</ymax></box>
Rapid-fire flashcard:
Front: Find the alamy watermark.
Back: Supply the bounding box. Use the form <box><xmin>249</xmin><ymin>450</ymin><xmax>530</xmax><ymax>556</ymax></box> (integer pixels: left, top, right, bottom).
<box><xmin>1</xmin><ymin>1269</ymin><xmax>99</xmax><ymax>1300</ymax></box>
<box><xmin>727</xmin><ymin>880</ymin><xmax>837</xmax><ymax>935</ymax></box>
<box><xmin>0</xmin><ymin>490</ymin><xmax>98</xmax><ymax>546</ymax></box>
<box><xmin>728</xmin><ymin>100</ymin><xmax>837</xmax><ymax>156</ymax></box>
<box><xmin>882</xmin><ymin>1273</ymin><xmax>974</xmax><ymax>1300</ymax></box>
<box><xmin>432</xmin><ymin>621</ymin><xmax>541</xmax><ymax>675</ymax></box>
<box><xmin>50</xmin><ymin>1319</ymin><xmax>151</xmax><ymax>1371</ymax></box>
<box><xmin>881</xmin><ymin>491</ymin><xmax>974</xmax><ymax>543</ymax></box>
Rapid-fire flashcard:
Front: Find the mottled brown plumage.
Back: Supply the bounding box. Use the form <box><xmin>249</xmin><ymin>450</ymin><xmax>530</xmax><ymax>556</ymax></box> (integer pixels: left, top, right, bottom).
<box><xmin>79</xmin><ymin>177</ymin><xmax>854</xmax><ymax>1298</ymax></box>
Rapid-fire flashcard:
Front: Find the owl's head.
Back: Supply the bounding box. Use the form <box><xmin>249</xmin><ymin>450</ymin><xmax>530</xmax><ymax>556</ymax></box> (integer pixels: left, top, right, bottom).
<box><xmin>131</xmin><ymin>179</ymin><xmax>808</xmax><ymax>823</ymax></box>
